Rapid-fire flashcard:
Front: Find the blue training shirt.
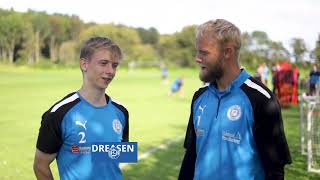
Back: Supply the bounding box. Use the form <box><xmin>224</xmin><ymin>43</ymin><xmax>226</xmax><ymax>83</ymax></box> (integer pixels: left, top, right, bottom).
<box><xmin>310</xmin><ymin>70</ymin><xmax>320</xmax><ymax>85</ymax></box>
<box><xmin>36</xmin><ymin>92</ymin><xmax>129</xmax><ymax>180</ymax></box>
<box><xmin>171</xmin><ymin>78</ymin><xmax>183</xmax><ymax>92</ymax></box>
<box><xmin>179</xmin><ymin>69</ymin><xmax>291</xmax><ymax>180</ymax></box>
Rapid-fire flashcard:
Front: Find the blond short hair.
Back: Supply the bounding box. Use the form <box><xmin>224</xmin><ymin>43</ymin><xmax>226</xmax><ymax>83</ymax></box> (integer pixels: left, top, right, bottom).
<box><xmin>196</xmin><ymin>19</ymin><xmax>241</xmax><ymax>51</ymax></box>
<box><xmin>80</xmin><ymin>36</ymin><xmax>123</xmax><ymax>61</ymax></box>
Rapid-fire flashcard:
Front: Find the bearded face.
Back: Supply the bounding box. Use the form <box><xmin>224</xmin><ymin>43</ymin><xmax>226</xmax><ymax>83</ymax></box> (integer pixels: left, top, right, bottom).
<box><xmin>195</xmin><ymin>37</ymin><xmax>225</xmax><ymax>83</ymax></box>
<box><xmin>199</xmin><ymin>55</ymin><xmax>224</xmax><ymax>83</ymax></box>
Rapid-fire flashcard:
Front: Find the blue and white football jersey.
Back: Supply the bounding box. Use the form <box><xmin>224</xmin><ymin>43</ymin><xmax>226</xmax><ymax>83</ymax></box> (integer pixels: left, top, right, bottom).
<box><xmin>179</xmin><ymin>69</ymin><xmax>291</xmax><ymax>180</ymax></box>
<box><xmin>36</xmin><ymin>92</ymin><xmax>129</xmax><ymax>180</ymax></box>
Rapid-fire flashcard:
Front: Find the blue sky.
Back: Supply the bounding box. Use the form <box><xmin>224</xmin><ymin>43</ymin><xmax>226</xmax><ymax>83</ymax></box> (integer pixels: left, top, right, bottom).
<box><xmin>0</xmin><ymin>0</ymin><xmax>319</xmax><ymax>51</ymax></box>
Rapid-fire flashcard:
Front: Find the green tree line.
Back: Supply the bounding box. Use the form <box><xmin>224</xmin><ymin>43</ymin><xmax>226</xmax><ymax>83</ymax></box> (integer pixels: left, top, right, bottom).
<box><xmin>0</xmin><ymin>8</ymin><xmax>319</xmax><ymax>68</ymax></box>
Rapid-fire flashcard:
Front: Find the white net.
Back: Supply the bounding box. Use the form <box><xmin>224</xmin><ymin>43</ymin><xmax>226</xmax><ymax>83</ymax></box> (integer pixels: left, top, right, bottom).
<box><xmin>299</xmin><ymin>97</ymin><xmax>308</xmax><ymax>155</ymax></box>
<box><xmin>299</xmin><ymin>94</ymin><xmax>320</xmax><ymax>173</ymax></box>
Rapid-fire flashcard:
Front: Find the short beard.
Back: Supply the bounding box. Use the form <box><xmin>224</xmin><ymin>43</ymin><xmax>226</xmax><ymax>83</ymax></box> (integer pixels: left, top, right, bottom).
<box><xmin>199</xmin><ymin>63</ymin><xmax>224</xmax><ymax>83</ymax></box>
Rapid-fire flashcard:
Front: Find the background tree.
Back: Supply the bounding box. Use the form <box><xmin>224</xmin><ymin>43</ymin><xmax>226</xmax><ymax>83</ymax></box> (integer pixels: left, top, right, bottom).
<box><xmin>0</xmin><ymin>12</ymin><xmax>25</xmax><ymax>63</ymax></box>
<box><xmin>0</xmin><ymin>8</ymin><xmax>315</xmax><ymax>69</ymax></box>
<box><xmin>67</xmin><ymin>15</ymin><xmax>84</xmax><ymax>41</ymax></box>
<box><xmin>59</xmin><ymin>41</ymin><xmax>77</xmax><ymax>64</ymax></box>
<box><xmin>314</xmin><ymin>34</ymin><xmax>320</xmax><ymax>64</ymax></box>
<box><xmin>291</xmin><ymin>38</ymin><xmax>307</xmax><ymax>62</ymax></box>
<box><xmin>0</xmin><ymin>9</ymin><xmax>10</xmax><ymax>60</ymax></box>
<box><xmin>79</xmin><ymin>23</ymin><xmax>142</xmax><ymax>62</ymax></box>
<box><xmin>268</xmin><ymin>41</ymin><xmax>290</xmax><ymax>60</ymax></box>
<box><xmin>136</xmin><ymin>27</ymin><xmax>159</xmax><ymax>46</ymax></box>
<box><xmin>158</xmin><ymin>25</ymin><xmax>196</xmax><ymax>67</ymax></box>
<box><xmin>17</xmin><ymin>19</ymin><xmax>35</xmax><ymax>64</ymax></box>
<box><xmin>158</xmin><ymin>34</ymin><xmax>179</xmax><ymax>65</ymax></box>
<box><xmin>175</xmin><ymin>25</ymin><xmax>196</xmax><ymax>67</ymax></box>
<box><xmin>47</xmin><ymin>14</ymin><xmax>71</xmax><ymax>62</ymax></box>
<box><xmin>27</xmin><ymin>11</ymin><xmax>51</xmax><ymax>63</ymax></box>
<box><xmin>250</xmin><ymin>31</ymin><xmax>271</xmax><ymax>60</ymax></box>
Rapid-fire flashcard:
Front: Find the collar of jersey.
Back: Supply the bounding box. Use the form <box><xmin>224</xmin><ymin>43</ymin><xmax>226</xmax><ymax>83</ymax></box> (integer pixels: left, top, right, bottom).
<box><xmin>208</xmin><ymin>69</ymin><xmax>250</xmax><ymax>97</ymax></box>
<box><xmin>76</xmin><ymin>91</ymin><xmax>111</xmax><ymax>109</ymax></box>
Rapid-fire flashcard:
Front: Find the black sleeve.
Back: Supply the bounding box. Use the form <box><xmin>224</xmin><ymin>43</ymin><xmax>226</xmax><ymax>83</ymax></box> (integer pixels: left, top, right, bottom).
<box><xmin>241</xmin><ymin>77</ymin><xmax>291</xmax><ymax>179</ymax></box>
<box><xmin>178</xmin><ymin>110</ymin><xmax>197</xmax><ymax>180</ymax></box>
<box><xmin>122</xmin><ymin>109</ymin><xmax>129</xmax><ymax>142</ymax></box>
<box><xmin>178</xmin><ymin>87</ymin><xmax>207</xmax><ymax>180</ymax></box>
<box><xmin>253</xmin><ymin>94</ymin><xmax>292</xmax><ymax>179</ymax></box>
<box><xmin>111</xmin><ymin>101</ymin><xmax>129</xmax><ymax>142</ymax></box>
<box><xmin>36</xmin><ymin>111</ymin><xmax>63</xmax><ymax>154</ymax></box>
<box><xmin>36</xmin><ymin>92</ymin><xmax>79</xmax><ymax>154</ymax></box>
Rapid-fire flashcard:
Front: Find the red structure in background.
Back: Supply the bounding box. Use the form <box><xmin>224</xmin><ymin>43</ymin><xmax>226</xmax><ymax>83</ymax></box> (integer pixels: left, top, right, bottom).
<box><xmin>292</xmin><ymin>66</ymin><xmax>299</xmax><ymax>105</ymax></box>
<box><xmin>274</xmin><ymin>61</ymin><xmax>299</xmax><ymax>107</ymax></box>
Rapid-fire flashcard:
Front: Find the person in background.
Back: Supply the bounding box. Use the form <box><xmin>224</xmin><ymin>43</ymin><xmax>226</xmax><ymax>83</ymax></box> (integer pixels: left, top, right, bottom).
<box><xmin>309</xmin><ymin>64</ymin><xmax>320</xmax><ymax>95</ymax></box>
<box><xmin>263</xmin><ymin>62</ymin><xmax>269</xmax><ymax>86</ymax></box>
<box><xmin>168</xmin><ymin>77</ymin><xmax>184</xmax><ymax>97</ymax></box>
<box><xmin>271</xmin><ymin>63</ymin><xmax>279</xmax><ymax>94</ymax></box>
<box><xmin>160</xmin><ymin>62</ymin><xmax>169</xmax><ymax>85</ymax></box>
<box><xmin>256</xmin><ymin>63</ymin><xmax>264</xmax><ymax>82</ymax></box>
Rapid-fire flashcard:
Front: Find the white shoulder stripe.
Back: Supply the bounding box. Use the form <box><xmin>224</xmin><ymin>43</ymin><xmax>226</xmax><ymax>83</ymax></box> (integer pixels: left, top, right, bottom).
<box><xmin>201</xmin><ymin>82</ymin><xmax>210</xmax><ymax>88</ymax></box>
<box><xmin>51</xmin><ymin>93</ymin><xmax>79</xmax><ymax>112</ymax></box>
<box><xmin>244</xmin><ymin>79</ymin><xmax>271</xmax><ymax>99</ymax></box>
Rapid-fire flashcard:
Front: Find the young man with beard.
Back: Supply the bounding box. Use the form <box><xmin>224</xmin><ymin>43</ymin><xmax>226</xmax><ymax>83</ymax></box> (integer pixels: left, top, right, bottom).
<box><xmin>33</xmin><ymin>37</ymin><xmax>129</xmax><ymax>180</ymax></box>
<box><xmin>178</xmin><ymin>19</ymin><xmax>291</xmax><ymax>180</ymax></box>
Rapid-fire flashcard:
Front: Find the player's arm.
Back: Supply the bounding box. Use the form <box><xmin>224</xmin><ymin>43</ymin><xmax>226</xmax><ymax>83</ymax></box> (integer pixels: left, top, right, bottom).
<box><xmin>179</xmin><ymin>87</ymin><xmax>207</xmax><ymax>180</ymax></box>
<box><xmin>178</xmin><ymin>113</ymin><xmax>196</xmax><ymax>180</ymax></box>
<box><xmin>33</xmin><ymin>149</ymin><xmax>57</xmax><ymax>180</ymax></box>
<box><xmin>34</xmin><ymin>110</ymin><xmax>63</xmax><ymax>179</ymax></box>
<box><xmin>253</xmin><ymin>96</ymin><xmax>292</xmax><ymax>180</ymax></box>
<box><xmin>178</xmin><ymin>91</ymin><xmax>200</xmax><ymax>180</ymax></box>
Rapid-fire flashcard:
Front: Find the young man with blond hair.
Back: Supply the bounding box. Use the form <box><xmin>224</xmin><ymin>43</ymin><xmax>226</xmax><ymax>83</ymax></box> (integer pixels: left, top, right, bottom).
<box><xmin>34</xmin><ymin>37</ymin><xmax>129</xmax><ymax>180</ymax></box>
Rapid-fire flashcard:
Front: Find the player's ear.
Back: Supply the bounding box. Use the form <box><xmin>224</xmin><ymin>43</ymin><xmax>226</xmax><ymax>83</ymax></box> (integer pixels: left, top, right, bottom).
<box><xmin>223</xmin><ymin>46</ymin><xmax>233</xmax><ymax>59</ymax></box>
<box><xmin>80</xmin><ymin>58</ymin><xmax>88</xmax><ymax>72</ymax></box>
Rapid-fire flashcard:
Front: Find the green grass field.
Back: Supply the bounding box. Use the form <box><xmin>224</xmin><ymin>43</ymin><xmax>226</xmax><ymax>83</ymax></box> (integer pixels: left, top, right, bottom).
<box><xmin>0</xmin><ymin>65</ymin><xmax>319</xmax><ymax>179</ymax></box>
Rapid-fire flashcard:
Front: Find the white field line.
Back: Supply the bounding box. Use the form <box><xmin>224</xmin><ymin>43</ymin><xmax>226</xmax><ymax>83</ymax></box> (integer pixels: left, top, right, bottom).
<box><xmin>120</xmin><ymin>136</ymin><xmax>184</xmax><ymax>169</ymax></box>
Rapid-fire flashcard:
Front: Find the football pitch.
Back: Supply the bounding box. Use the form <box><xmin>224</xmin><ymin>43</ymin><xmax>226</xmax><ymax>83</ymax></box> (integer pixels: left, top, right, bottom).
<box><xmin>0</xmin><ymin>66</ymin><xmax>319</xmax><ymax>179</ymax></box>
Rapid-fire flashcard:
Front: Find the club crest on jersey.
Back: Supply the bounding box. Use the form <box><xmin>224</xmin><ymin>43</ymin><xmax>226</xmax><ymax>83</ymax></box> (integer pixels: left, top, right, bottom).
<box><xmin>112</xmin><ymin>119</ymin><xmax>122</xmax><ymax>134</ymax></box>
<box><xmin>227</xmin><ymin>105</ymin><xmax>242</xmax><ymax>121</ymax></box>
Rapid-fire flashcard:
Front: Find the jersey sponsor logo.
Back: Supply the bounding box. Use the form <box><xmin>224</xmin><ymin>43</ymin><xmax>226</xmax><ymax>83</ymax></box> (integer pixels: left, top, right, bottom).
<box><xmin>112</xmin><ymin>119</ymin><xmax>123</xmax><ymax>134</ymax></box>
<box><xmin>92</xmin><ymin>142</ymin><xmax>138</xmax><ymax>162</ymax></box>
<box><xmin>196</xmin><ymin>128</ymin><xmax>205</xmax><ymax>136</ymax></box>
<box><xmin>227</xmin><ymin>105</ymin><xmax>242</xmax><ymax>121</ymax></box>
<box><xmin>222</xmin><ymin>131</ymin><xmax>241</xmax><ymax>144</ymax></box>
<box><xmin>70</xmin><ymin>142</ymin><xmax>138</xmax><ymax>163</ymax></box>
<box><xmin>71</xmin><ymin>144</ymin><xmax>91</xmax><ymax>153</ymax></box>
<box><xmin>71</xmin><ymin>145</ymin><xmax>80</xmax><ymax>153</ymax></box>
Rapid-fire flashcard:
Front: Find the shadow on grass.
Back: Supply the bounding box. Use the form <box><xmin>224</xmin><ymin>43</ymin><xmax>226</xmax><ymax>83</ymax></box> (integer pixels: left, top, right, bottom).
<box><xmin>123</xmin><ymin>139</ymin><xmax>184</xmax><ymax>180</ymax></box>
<box><xmin>124</xmin><ymin>106</ymin><xmax>320</xmax><ymax>180</ymax></box>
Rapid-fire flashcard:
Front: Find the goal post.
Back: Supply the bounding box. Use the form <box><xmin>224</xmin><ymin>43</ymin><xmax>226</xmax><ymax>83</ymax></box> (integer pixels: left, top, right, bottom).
<box><xmin>299</xmin><ymin>94</ymin><xmax>320</xmax><ymax>173</ymax></box>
